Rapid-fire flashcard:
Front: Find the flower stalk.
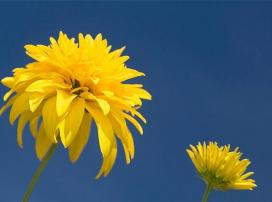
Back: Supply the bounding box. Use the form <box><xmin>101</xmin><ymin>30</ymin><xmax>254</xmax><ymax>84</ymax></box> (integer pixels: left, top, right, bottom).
<box><xmin>202</xmin><ymin>183</ymin><xmax>213</xmax><ymax>202</ymax></box>
<box><xmin>22</xmin><ymin>144</ymin><xmax>57</xmax><ymax>202</ymax></box>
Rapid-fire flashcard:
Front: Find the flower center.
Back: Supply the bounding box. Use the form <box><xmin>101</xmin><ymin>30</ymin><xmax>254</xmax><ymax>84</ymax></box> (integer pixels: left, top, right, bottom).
<box><xmin>72</xmin><ymin>79</ymin><xmax>81</xmax><ymax>89</ymax></box>
<box><xmin>71</xmin><ymin>79</ymin><xmax>87</xmax><ymax>95</ymax></box>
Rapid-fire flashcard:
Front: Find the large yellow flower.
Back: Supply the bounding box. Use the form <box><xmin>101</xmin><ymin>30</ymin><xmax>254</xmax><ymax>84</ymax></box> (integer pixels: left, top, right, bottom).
<box><xmin>187</xmin><ymin>142</ymin><xmax>256</xmax><ymax>191</ymax></box>
<box><xmin>1</xmin><ymin>32</ymin><xmax>151</xmax><ymax>178</ymax></box>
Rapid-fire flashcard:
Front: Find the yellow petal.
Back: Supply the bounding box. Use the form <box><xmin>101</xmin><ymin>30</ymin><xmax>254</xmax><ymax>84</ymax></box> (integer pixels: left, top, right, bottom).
<box><xmin>104</xmin><ymin>144</ymin><xmax>117</xmax><ymax>176</ymax></box>
<box><xmin>35</xmin><ymin>123</ymin><xmax>53</xmax><ymax>160</ymax></box>
<box><xmin>102</xmin><ymin>90</ymin><xmax>114</xmax><ymax>97</ymax></box>
<box><xmin>0</xmin><ymin>95</ymin><xmax>16</xmax><ymax>116</ymax></box>
<box><xmin>56</xmin><ymin>90</ymin><xmax>77</xmax><ymax>117</ymax></box>
<box><xmin>90</xmin><ymin>77</ymin><xmax>100</xmax><ymax>85</ymax></box>
<box><xmin>68</xmin><ymin>113</ymin><xmax>92</xmax><ymax>163</ymax></box>
<box><xmin>96</xmin><ymin>139</ymin><xmax>117</xmax><ymax>179</ymax></box>
<box><xmin>109</xmin><ymin>113</ymin><xmax>134</xmax><ymax>164</ymax></box>
<box><xmin>26</xmin><ymin>80</ymin><xmax>55</xmax><ymax>93</ymax></box>
<box><xmin>59</xmin><ymin>98</ymin><xmax>85</xmax><ymax>148</ymax></box>
<box><xmin>25</xmin><ymin>44</ymin><xmax>49</xmax><ymax>61</ymax></box>
<box><xmin>95</xmin><ymin>33</ymin><xmax>102</xmax><ymax>41</ymax></box>
<box><xmin>96</xmin><ymin>98</ymin><xmax>110</xmax><ymax>115</ymax></box>
<box><xmin>108</xmin><ymin>114</ymin><xmax>130</xmax><ymax>164</ymax></box>
<box><xmin>125</xmin><ymin>86</ymin><xmax>152</xmax><ymax>101</ymax></box>
<box><xmin>29</xmin><ymin>116</ymin><xmax>40</xmax><ymax>138</ymax></box>
<box><xmin>9</xmin><ymin>93</ymin><xmax>29</xmax><ymax>124</ymax></box>
<box><xmin>29</xmin><ymin>92</ymin><xmax>45</xmax><ymax>112</ymax></box>
<box><xmin>17</xmin><ymin>112</ymin><xmax>31</xmax><ymax>148</ymax></box>
<box><xmin>80</xmin><ymin>92</ymin><xmax>110</xmax><ymax>115</ymax></box>
<box><xmin>86</xmin><ymin>103</ymin><xmax>114</xmax><ymax>158</ymax></box>
<box><xmin>1</xmin><ymin>77</ymin><xmax>15</xmax><ymax>88</ymax></box>
<box><xmin>126</xmin><ymin>130</ymin><xmax>135</xmax><ymax>160</ymax></box>
<box><xmin>123</xmin><ymin>113</ymin><xmax>143</xmax><ymax>135</ymax></box>
<box><xmin>115</xmin><ymin>68</ymin><xmax>145</xmax><ymax>82</ymax></box>
<box><xmin>42</xmin><ymin>97</ymin><xmax>58</xmax><ymax>142</ymax></box>
<box><xmin>3</xmin><ymin>90</ymin><xmax>14</xmax><ymax>101</ymax></box>
<box><xmin>80</xmin><ymin>91</ymin><xmax>96</xmax><ymax>100</ymax></box>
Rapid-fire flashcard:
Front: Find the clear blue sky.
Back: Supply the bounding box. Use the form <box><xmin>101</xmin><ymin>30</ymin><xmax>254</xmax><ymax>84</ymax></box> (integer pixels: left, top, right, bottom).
<box><xmin>0</xmin><ymin>2</ymin><xmax>271</xmax><ymax>202</ymax></box>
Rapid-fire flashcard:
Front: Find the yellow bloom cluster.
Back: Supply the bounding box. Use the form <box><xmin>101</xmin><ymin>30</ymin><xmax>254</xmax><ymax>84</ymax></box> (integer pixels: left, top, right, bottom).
<box><xmin>187</xmin><ymin>142</ymin><xmax>256</xmax><ymax>191</ymax></box>
<box><xmin>0</xmin><ymin>31</ymin><xmax>256</xmax><ymax>202</ymax></box>
<box><xmin>0</xmin><ymin>32</ymin><xmax>151</xmax><ymax>178</ymax></box>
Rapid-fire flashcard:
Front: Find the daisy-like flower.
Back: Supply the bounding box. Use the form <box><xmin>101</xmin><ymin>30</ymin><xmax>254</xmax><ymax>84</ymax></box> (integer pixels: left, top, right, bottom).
<box><xmin>0</xmin><ymin>32</ymin><xmax>151</xmax><ymax>201</ymax></box>
<box><xmin>187</xmin><ymin>142</ymin><xmax>256</xmax><ymax>202</ymax></box>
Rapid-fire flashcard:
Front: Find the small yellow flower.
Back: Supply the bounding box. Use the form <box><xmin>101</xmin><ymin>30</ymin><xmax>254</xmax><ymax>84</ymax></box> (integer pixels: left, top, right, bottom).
<box><xmin>187</xmin><ymin>142</ymin><xmax>256</xmax><ymax>191</ymax></box>
<box><xmin>1</xmin><ymin>32</ymin><xmax>151</xmax><ymax>178</ymax></box>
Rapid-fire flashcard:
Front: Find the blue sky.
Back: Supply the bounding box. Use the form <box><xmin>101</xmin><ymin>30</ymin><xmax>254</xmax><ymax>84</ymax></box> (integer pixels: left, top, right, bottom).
<box><xmin>0</xmin><ymin>2</ymin><xmax>271</xmax><ymax>202</ymax></box>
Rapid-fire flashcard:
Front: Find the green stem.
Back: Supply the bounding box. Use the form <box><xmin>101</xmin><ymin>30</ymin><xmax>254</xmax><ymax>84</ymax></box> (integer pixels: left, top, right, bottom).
<box><xmin>22</xmin><ymin>144</ymin><xmax>57</xmax><ymax>202</ymax></box>
<box><xmin>202</xmin><ymin>183</ymin><xmax>213</xmax><ymax>202</ymax></box>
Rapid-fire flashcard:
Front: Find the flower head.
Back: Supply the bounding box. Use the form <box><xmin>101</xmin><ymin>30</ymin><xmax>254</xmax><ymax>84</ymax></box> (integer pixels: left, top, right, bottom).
<box><xmin>1</xmin><ymin>32</ymin><xmax>151</xmax><ymax>178</ymax></box>
<box><xmin>187</xmin><ymin>142</ymin><xmax>256</xmax><ymax>190</ymax></box>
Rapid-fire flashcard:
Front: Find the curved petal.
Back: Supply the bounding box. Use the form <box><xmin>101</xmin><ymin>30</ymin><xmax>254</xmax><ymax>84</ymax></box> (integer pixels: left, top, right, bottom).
<box><xmin>109</xmin><ymin>113</ymin><xmax>132</xmax><ymax>164</ymax></box>
<box><xmin>29</xmin><ymin>92</ymin><xmax>46</xmax><ymax>112</ymax></box>
<box><xmin>9</xmin><ymin>93</ymin><xmax>29</xmax><ymax>124</ymax></box>
<box><xmin>42</xmin><ymin>97</ymin><xmax>58</xmax><ymax>142</ymax></box>
<box><xmin>35</xmin><ymin>123</ymin><xmax>53</xmax><ymax>160</ymax></box>
<box><xmin>96</xmin><ymin>98</ymin><xmax>110</xmax><ymax>115</ymax></box>
<box><xmin>3</xmin><ymin>89</ymin><xmax>14</xmax><ymax>101</ymax></box>
<box><xmin>123</xmin><ymin>113</ymin><xmax>143</xmax><ymax>135</ymax></box>
<box><xmin>29</xmin><ymin>116</ymin><xmax>40</xmax><ymax>138</ymax></box>
<box><xmin>68</xmin><ymin>113</ymin><xmax>92</xmax><ymax>163</ymax></box>
<box><xmin>17</xmin><ymin>112</ymin><xmax>31</xmax><ymax>148</ymax></box>
<box><xmin>96</xmin><ymin>138</ymin><xmax>117</xmax><ymax>179</ymax></box>
<box><xmin>26</xmin><ymin>80</ymin><xmax>55</xmax><ymax>93</ymax></box>
<box><xmin>59</xmin><ymin>98</ymin><xmax>85</xmax><ymax>148</ymax></box>
<box><xmin>80</xmin><ymin>92</ymin><xmax>110</xmax><ymax>115</ymax></box>
<box><xmin>1</xmin><ymin>77</ymin><xmax>15</xmax><ymax>88</ymax></box>
<box><xmin>56</xmin><ymin>90</ymin><xmax>76</xmax><ymax>117</ymax></box>
<box><xmin>25</xmin><ymin>44</ymin><xmax>50</xmax><ymax>62</ymax></box>
<box><xmin>86</xmin><ymin>103</ymin><xmax>114</xmax><ymax>158</ymax></box>
<box><xmin>0</xmin><ymin>95</ymin><xmax>16</xmax><ymax>116</ymax></box>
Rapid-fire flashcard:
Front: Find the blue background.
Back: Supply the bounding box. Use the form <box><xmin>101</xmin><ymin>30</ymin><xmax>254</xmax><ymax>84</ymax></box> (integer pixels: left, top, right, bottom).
<box><xmin>0</xmin><ymin>2</ymin><xmax>271</xmax><ymax>202</ymax></box>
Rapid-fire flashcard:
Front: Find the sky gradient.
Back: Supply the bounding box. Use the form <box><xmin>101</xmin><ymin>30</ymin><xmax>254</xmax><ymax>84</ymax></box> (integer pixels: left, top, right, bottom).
<box><xmin>0</xmin><ymin>2</ymin><xmax>271</xmax><ymax>202</ymax></box>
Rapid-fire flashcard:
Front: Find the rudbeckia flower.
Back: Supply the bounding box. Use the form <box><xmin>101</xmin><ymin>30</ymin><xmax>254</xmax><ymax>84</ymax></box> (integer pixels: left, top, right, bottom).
<box><xmin>187</xmin><ymin>142</ymin><xmax>256</xmax><ymax>202</ymax></box>
<box><xmin>1</xmin><ymin>32</ymin><xmax>151</xmax><ymax>180</ymax></box>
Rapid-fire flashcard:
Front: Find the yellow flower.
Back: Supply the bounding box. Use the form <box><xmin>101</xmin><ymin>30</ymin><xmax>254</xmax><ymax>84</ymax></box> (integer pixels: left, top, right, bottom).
<box><xmin>187</xmin><ymin>142</ymin><xmax>256</xmax><ymax>191</ymax></box>
<box><xmin>0</xmin><ymin>32</ymin><xmax>151</xmax><ymax>178</ymax></box>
